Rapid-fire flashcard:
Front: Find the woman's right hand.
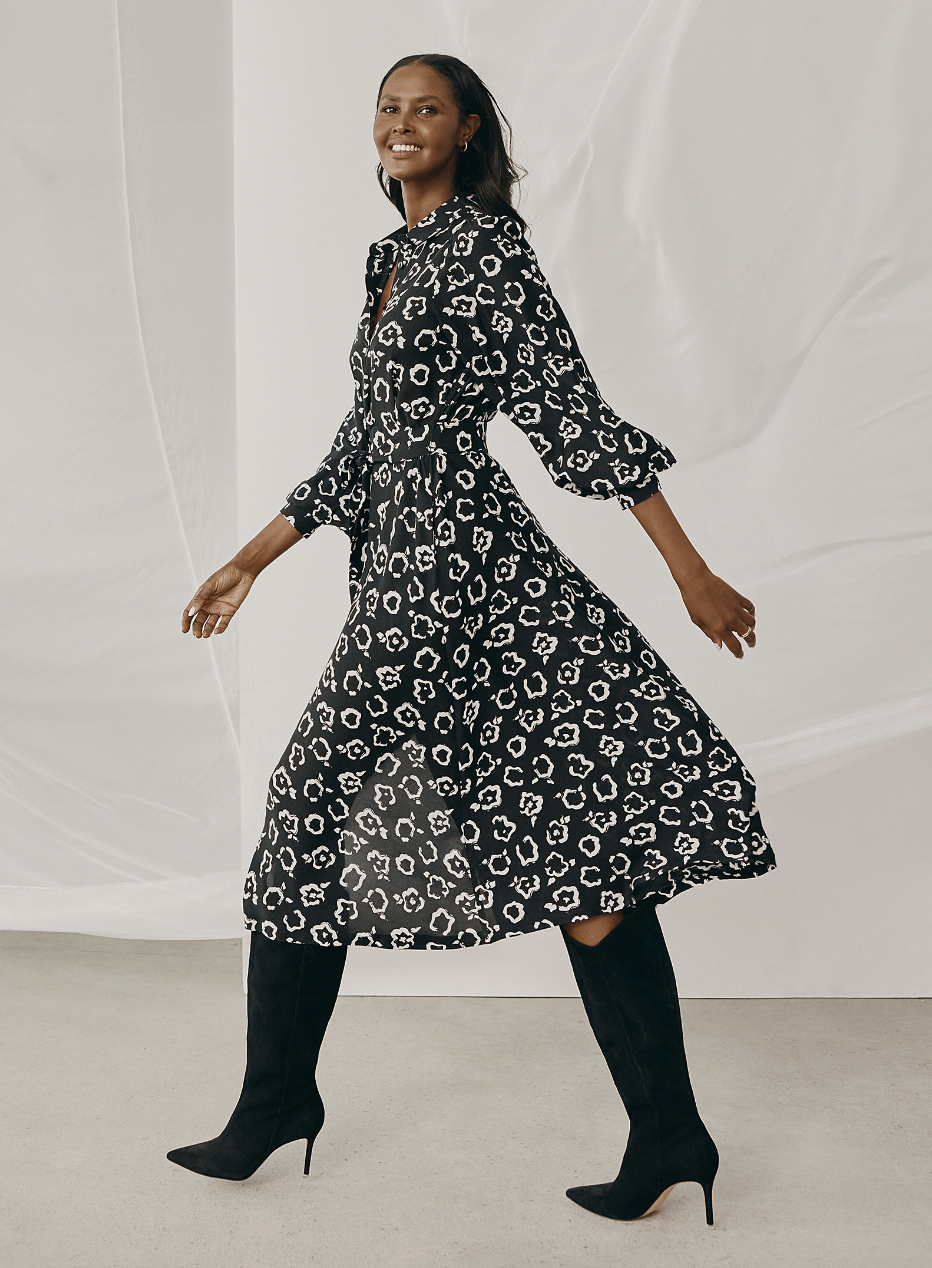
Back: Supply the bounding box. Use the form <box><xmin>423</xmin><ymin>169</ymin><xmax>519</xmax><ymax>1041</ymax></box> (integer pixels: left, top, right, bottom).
<box><xmin>182</xmin><ymin>563</ymin><xmax>256</xmax><ymax>638</ymax></box>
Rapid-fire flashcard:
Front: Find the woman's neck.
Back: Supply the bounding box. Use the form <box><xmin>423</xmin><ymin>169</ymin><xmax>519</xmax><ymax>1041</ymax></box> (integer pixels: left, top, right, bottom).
<box><xmin>401</xmin><ymin>182</ymin><xmax>459</xmax><ymax>231</ymax></box>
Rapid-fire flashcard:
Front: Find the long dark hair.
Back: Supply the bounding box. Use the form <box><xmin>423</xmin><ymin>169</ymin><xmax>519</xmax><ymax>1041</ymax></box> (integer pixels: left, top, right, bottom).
<box><xmin>375</xmin><ymin>54</ymin><xmax>528</xmax><ymax>235</ymax></box>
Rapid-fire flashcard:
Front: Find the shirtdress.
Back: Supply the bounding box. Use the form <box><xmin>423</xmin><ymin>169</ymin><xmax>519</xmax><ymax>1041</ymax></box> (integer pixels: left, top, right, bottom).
<box><xmin>243</xmin><ymin>191</ymin><xmax>776</xmax><ymax>950</ymax></box>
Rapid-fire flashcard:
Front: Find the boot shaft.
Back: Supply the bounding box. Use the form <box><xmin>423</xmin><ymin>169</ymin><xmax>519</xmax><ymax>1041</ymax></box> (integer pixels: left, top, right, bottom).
<box><xmin>244</xmin><ymin>933</ymin><xmax>348</xmax><ymax>1087</ymax></box>
<box><xmin>562</xmin><ymin>904</ymin><xmax>700</xmax><ymax>1122</ymax></box>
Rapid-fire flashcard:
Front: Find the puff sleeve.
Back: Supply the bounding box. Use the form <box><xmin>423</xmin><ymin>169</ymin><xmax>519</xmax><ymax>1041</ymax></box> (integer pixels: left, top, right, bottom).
<box><xmin>280</xmin><ymin>407</ymin><xmax>369</xmax><ymax>538</ymax></box>
<box><xmin>439</xmin><ymin>218</ymin><xmax>675</xmax><ymax>507</ymax></box>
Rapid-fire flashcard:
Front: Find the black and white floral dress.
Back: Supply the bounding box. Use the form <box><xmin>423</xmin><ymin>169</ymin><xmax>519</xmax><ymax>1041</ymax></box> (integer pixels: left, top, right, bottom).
<box><xmin>244</xmin><ymin>192</ymin><xmax>776</xmax><ymax>949</ymax></box>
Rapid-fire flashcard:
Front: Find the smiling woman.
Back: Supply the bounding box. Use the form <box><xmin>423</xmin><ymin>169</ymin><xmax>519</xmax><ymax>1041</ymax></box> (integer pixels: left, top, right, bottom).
<box><xmin>374</xmin><ymin>54</ymin><xmax>526</xmax><ymax>233</ymax></box>
<box><xmin>172</xmin><ymin>51</ymin><xmax>774</xmax><ymax>1230</ymax></box>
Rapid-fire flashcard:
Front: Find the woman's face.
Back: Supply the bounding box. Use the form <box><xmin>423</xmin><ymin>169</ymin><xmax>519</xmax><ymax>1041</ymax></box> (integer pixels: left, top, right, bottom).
<box><xmin>374</xmin><ymin>63</ymin><xmax>478</xmax><ymax>187</ymax></box>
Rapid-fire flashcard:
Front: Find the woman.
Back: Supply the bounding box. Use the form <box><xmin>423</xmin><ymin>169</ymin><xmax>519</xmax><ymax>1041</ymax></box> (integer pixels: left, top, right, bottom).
<box><xmin>170</xmin><ymin>54</ymin><xmax>776</xmax><ymax>1225</ymax></box>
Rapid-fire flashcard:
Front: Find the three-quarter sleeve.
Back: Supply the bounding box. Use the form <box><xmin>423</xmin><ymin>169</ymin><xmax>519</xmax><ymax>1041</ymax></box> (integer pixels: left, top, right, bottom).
<box><xmin>280</xmin><ymin>407</ymin><xmax>368</xmax><ymax>537</ymax></box>
<box><xmin>439</xmin><ymin>219</ymin><xmax>675</xmax><ymax>507</ymax></box>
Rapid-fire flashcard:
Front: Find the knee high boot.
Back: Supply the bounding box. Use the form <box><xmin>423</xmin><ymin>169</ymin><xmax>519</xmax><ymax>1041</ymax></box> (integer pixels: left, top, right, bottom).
<box><xmin>561</xmin><ymin>903</ymin><xmax>719</xmax><ymax>1223</ymax></box>
<box><xmin>167</xmin><ymin>932</ymin><xmax>347</xmax><ymax>1181</ymax></box>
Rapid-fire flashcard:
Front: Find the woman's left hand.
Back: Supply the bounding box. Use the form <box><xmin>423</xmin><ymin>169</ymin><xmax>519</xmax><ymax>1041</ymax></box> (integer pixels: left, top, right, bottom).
<box><xmin>677</xmin><ymin>569</ymin><xmax>756</xmax><ymax>658</ymax></box>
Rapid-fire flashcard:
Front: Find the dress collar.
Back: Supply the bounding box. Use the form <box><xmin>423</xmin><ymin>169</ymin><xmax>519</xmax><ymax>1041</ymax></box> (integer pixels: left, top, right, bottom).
<box><xmin>375</xmin><ymin>192</ymin><xmax>476</xmax><ymax>252</ymax></box>
<box><xmin>406</xmin><ymin>191</ymin><xmax>475</xmax><ymax>241</ymax></box>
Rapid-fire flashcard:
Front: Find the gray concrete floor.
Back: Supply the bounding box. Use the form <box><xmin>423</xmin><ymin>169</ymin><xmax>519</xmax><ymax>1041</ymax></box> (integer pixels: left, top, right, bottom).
<box><xmin>1</xmin><ymin>934</ymin><xmax>930</xmax><ymax>1268</ymax></box>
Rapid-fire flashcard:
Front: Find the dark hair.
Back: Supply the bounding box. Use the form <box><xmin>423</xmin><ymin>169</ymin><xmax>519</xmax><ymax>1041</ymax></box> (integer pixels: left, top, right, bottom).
<box><xmin>375</xmin><ymin>54</ymin><xmax>528</xmax><ymax>235</ymax></box>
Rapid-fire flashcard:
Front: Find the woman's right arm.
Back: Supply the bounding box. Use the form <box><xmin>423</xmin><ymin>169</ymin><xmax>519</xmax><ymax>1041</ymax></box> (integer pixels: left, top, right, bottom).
<box><xmin>183</xmin><ymin>395</ymin><xmax>369</xmax><ymax>638</ymax></box>
<box><xmin>183</xmin><ymin>407</ymin><xmax>368</xmax><ymax>639</ymax></box>
<box><xmin>182</xmin><ymin>513</ymin><xmax>301</xmax><ymax>638</ymax></box>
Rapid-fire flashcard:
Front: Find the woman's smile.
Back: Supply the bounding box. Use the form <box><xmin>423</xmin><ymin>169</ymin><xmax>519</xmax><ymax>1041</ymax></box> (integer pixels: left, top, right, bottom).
<box><xmin>373</xmin><ymin>63</ymin><xmax>480</xmax><ymax>220</ymax></box>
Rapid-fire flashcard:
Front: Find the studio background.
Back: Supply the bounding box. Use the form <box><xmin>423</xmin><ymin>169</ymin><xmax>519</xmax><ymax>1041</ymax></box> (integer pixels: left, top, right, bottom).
<box><xmin>2</xmin><ymin>0</ymin><xmax>929</xmax><ymax>996</ymax></box>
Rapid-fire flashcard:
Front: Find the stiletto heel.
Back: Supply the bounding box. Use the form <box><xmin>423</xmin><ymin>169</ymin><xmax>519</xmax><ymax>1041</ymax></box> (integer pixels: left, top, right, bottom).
<box><xmin>303</xmin><ymin>1137</ymin><xmax>314</xmax><ymax>1176</ymax></box>
<box><xmin>562</xmin><ymin>906</ymin><xmax>721</xmax><ymax>1224</ymax></box>
<box><xmin>703</xmin><ymin>1178</ymin><xmax>714</xmax><ymax>1226</ymax></box>
<box><xmin>168</xmin><ymin>934</ymin><xmax>345</xmax><ymax>1182</ymax></box>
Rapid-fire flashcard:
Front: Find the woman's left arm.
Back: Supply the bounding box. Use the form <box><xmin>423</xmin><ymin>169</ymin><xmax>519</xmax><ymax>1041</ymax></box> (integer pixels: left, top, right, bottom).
<box><xmin>630</xmin><ymin>490</ymin><xmax>756</xmax><ymax>659</ymax></box>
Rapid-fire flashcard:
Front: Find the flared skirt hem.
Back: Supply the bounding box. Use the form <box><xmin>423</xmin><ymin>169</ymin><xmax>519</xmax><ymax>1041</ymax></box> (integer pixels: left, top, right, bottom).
<box><xmin>243</xmin><ymin>850</ymin><xmax>776</xmax><ymax>950</ymax></box>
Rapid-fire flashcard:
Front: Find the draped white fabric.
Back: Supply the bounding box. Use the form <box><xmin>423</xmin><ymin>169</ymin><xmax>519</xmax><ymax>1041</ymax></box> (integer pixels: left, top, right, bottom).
<box><xmin>451</xmin><ymin>0</ymin><xmax>932</xmax><ymax>793</ymax></box>
<box><xmin>234</xmin><ymin>1</ymin><xmax>931</xmax><ymax>995</ymax></box>
<box><xmin>2</xmin><ymin>2</ymin><xmax>930</xmax><ymax>991</ymax></box>
<box><xmin>0</xmin><ymin>2</ymin><xmax>240</xmax><ymax>937</ymax></box>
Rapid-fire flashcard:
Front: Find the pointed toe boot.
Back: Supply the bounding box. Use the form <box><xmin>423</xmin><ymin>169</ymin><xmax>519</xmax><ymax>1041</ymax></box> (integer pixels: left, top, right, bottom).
<box><xmin>562</xmin><ymin>903</ymin><xmax>719</xmax><ymax>1225</ymax></box>
<box><xmin>167</xmin><ymin>931</ymin><xmax>346</xmax><ymax>1181</ymax></box>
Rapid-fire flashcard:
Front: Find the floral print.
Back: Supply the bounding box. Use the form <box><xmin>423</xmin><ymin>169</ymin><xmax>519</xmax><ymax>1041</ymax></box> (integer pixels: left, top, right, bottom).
<box><xmin>243</xmin><ymin>192</ymin><xmax>775</xmax><ymax>948</ymax></box>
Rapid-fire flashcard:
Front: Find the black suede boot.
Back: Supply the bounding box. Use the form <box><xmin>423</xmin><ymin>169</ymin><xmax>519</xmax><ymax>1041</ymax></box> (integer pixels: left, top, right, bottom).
<box><xmin>167</xmin><ymin>932</ymin><xmax>347</xmax><ymax>1181</ymax></box>
<box><xmin>562</xmin><ymin>903</ymin><xmax>719</xmax><ymax>1223</ymax></box>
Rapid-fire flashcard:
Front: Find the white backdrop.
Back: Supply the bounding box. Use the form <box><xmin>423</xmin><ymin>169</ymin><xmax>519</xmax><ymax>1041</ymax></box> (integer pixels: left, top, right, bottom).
<box><xmin>234</xmin><ymin>0</ymin><xmax>932</xmax><ymax>996</ymax></box>
<box><xmin>0</xmin><ymin>1</ymin><xmax>240</xmax><ymax>938</ymax></box>
<box><xmin>2</xmin><ymin>2</ymin><xmax>930</xmax><ymax>994</ymax></box>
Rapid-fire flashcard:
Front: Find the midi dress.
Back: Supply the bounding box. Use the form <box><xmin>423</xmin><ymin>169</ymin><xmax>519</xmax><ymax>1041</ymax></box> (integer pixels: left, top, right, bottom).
<box><xmin>243</xmin><ymin>191</ymin><xmax>776</xmax><ymax>950</ymax></box>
